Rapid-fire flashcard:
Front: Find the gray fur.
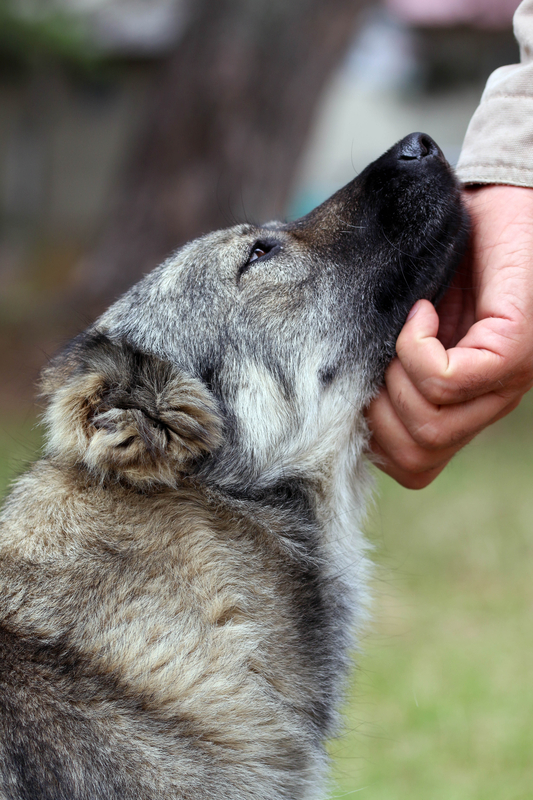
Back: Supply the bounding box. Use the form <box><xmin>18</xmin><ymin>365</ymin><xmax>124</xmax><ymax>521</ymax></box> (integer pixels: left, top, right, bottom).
<box><xmin>0</xmin><ymin>134</ymin><xmax>468</xmax><ymax>800</ymax></box>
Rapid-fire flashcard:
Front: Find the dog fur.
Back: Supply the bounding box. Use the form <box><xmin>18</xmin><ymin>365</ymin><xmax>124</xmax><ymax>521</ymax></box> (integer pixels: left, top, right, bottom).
<box><xmin>0</xmin><ymin>133</ymin><xmax>468</xmax><ymax>800</ymax></box>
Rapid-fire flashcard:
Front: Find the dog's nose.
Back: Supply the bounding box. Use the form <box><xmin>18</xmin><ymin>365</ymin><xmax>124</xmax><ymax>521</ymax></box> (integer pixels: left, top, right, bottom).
<box><xmin>397</xmin><ymin>132</ymin><xmax>443</xmax><ymax>161</ymax></box>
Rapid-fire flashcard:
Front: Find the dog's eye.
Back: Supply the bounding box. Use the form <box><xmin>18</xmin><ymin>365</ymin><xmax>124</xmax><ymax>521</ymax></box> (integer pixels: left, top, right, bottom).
<box><xmin>249</xmin><ymin>246</ymin><xmax>268</xmax><ymax>262</ymax></box>
<box><xmin>239</xmin><ymin>241</ymin><xmax>280</xmax><ymax>276</ymax></box>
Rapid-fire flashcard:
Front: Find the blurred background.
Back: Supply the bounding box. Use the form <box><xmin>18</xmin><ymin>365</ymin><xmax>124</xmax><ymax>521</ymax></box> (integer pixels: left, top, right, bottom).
<box><xmin>0</xmin><ymin>1</ymin><xmax>532</xmax><ymax>798</ymax></box>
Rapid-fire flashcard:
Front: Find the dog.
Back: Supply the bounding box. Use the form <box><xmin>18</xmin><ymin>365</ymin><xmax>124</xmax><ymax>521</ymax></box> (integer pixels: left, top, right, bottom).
<box><xmin>0</xmin><ymin>132</ymin><xmax>468</xmax><ymax>800</ymax></box>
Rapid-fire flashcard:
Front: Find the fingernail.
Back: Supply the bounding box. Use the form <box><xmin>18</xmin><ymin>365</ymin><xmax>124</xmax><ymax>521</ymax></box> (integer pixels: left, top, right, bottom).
<box><xmin>407</xmin><ymin>301</ymin><xmax>420</xmax><ymax>321</ymax></box>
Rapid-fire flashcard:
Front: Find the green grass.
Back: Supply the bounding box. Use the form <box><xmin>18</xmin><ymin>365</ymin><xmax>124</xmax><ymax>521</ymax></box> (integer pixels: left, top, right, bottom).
<box><xmin>330</xmin><ymin>393</ymin><xmax>533</xmax><ymax>800</ymax></box>
<box><xmin>0</xmin><ymin>412</ymin><xmax>43</xmax><ymax>500</ymax></box>
<box><xmin>1</xmin><ymin>397</ymin><xmax>532</xmax><ymax>798</ymax></box>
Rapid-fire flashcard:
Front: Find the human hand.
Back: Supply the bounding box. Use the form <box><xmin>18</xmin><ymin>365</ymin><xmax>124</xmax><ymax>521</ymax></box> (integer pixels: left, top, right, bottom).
<box><xmin>366</xmin><ymin>184</ymin><xmax>533</xmax><ymax>489</ymax></box>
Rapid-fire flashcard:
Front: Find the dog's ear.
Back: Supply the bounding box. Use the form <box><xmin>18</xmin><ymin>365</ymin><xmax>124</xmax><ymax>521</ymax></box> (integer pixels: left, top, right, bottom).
<box><xmin>41</xmin><ymin>332</ymin><xmax>223</xmax><ymax>487</ymax></box>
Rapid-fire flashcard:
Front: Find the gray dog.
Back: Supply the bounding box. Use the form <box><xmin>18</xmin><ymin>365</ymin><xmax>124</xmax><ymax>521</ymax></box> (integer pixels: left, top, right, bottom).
<box><xmin>0</xmin><ymin>133</ymin><xmax>467</xmax><ymax>800</ymax></box>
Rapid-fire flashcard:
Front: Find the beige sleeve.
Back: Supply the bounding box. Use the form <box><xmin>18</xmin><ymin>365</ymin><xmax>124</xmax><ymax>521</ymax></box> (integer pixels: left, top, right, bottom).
<box><xmin>456</xmin><ymin>0</ymin><xmax>533</xmax><ymax>186</ymax></box>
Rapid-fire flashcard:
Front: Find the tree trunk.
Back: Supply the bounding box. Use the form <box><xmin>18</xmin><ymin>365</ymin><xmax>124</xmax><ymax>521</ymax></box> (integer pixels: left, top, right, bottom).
<box><xmin>77</xmin><ymin>0</ymin><xmax>367</xmax><ymax>312</ymax></box>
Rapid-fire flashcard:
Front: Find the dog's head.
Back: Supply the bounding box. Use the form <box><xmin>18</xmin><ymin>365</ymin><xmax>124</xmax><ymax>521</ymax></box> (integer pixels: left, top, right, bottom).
<box><xmin>43</xmin><ymin>133</ymin><xmax>468</xmax><ymax>491</ymax></box>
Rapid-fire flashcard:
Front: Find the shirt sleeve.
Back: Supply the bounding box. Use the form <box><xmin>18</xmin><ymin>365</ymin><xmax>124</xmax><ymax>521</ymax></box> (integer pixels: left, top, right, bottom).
<box><xmin>455</xmin><ymin>0</ymin><xmax>533</xmax><ymax>186</ymax></box>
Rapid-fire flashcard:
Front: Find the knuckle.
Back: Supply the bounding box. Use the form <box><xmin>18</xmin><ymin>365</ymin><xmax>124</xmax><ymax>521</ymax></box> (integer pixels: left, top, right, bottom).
<box><xmin>391</xmin><ymin>446</ymin><xmax>452</xmax><ymax>488</ymax></box>
<box><xmin>393</xmin><ymin>388</ymin><xmax>409</xmax><ymax>415</ymax></box>
<box><xmin>419</xmin><ymin>375</ymin><xmax>452</xmax><ymax>405</ymax></box>
<box><xmin>421</xmin><ymin>370</ymin><xmax>488</xmax><ymax>405</ymax></box>
<box><xmin>413</xmin><ymin>418</ymin><xmax>471</xmax><ymax>450</ymax></box>
<box><xmin>411</xmin><ymin>420</ymin><xmax>448</xmax><ymax>449</ymax></box>
<box><xmin>453</xmin><ymin>373</ymin><xmax>491</xmax><ymax>400</ymax></box>
<box><xmin>393</xmin><ymin>445</ymin><xmax>434</xmax><ymax>475</ymax></box>
<box><xmin>514</xmin><ymin>362</ymin><xmax>533</xmax><ymax>391</ymax></box>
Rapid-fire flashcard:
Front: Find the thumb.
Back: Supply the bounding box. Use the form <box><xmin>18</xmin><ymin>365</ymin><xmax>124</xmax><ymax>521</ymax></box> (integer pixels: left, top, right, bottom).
<box><xmin>396</xmin><ymin>299</ymin><xmax>506</xmax><ymax>405</ymax></box>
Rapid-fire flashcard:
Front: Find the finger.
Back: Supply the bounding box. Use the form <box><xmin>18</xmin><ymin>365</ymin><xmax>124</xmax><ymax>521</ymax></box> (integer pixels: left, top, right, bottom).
<box><xmin>384</xmin><ymin>357</ymin><xmax>517</xmax><ymax>450</ymax></box>
<box><xmin>366</xmin><ymin>385</ymin><xmax>461</xmax><ymax>473</ymax></box>
<box><xmin>367</xmin><ymin>391</ymin><xmax>519</xmax><ymax>488</ymax></box>
<box><xmin>396</xmin><ymin>299</ymin><xmax>524</xmax><ymax>405</ymax></box>
<box><xmin>366</xmin><ymin>378</ymin><xmax>522</xmax><ymax>485</ymax></box>
<box><xmin>367</xmin><ymin>437</ymin><xmax>450</xmax><ymax>490</ymax></box>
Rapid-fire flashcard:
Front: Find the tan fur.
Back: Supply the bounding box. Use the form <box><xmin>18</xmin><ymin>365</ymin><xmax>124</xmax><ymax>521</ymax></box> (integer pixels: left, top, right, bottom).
<box><xmin>0</xmin><ymin>459</ymin><xmax>330</xmax><ymax>796</ymax></box>
<box><xmin>41</xmin><ymin>345</ymin><xmax>223</xmax><ymax>489</ymax></box>
<box><xmin>0</xmin><ymin>134</ymin><xmax>467</xmax><ymax>799</ymax></box>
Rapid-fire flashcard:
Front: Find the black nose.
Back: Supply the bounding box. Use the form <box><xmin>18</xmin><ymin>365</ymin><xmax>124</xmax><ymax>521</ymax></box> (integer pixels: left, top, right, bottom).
<box><xmin>397</xmin><ymin>132</ymin><xmax>443</xmax><ymax>161</ymax></box>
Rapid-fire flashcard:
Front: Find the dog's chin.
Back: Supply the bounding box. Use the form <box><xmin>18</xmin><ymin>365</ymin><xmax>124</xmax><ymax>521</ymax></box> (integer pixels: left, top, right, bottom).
<box><xmin>368</xmin><ymin>201</ymin><xmax>470</xmax><ymax>383</ymax></box>
<box><xmin>423</xmin><ymin>200</ymin><xmax>470</xmax><ymax>309</ymax></box>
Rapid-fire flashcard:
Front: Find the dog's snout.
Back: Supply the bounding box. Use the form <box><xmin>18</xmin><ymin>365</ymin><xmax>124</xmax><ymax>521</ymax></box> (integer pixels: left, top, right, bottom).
<box><xmin>397</xmin><ymin>132</ymin><xmax>442</xmax><ymax>161</ymax></box>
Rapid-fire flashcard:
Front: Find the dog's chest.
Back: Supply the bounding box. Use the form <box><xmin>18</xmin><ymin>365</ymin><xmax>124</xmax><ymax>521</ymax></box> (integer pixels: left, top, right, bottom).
<box><xmin>1</xmin><ymin>469</ymin><xmax>357</xmax><ymax>741</ymax></box>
